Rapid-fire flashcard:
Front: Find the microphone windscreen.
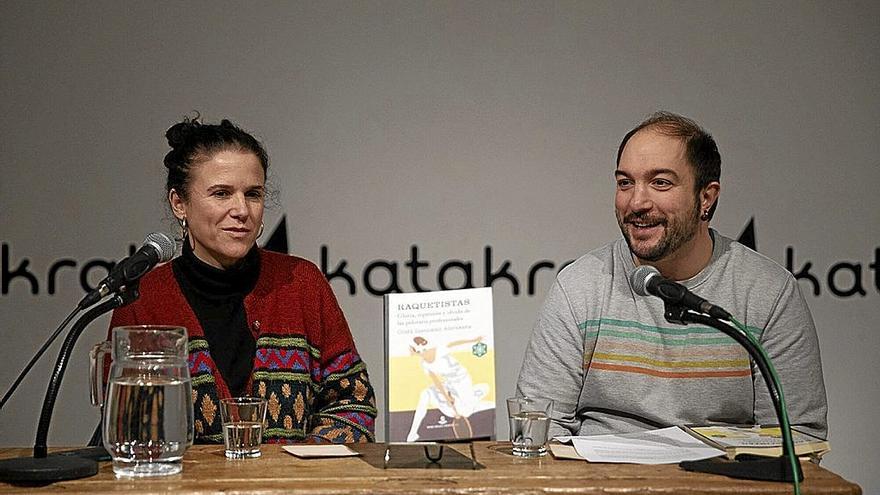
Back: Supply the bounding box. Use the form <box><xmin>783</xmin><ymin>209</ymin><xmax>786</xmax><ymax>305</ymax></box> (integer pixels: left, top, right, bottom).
<box><xmin>630</xmin><ymin>265</ymin><xmax>660</xmax><ymax>297</ymax></box>
<box><xmin>144</xmin><ymin>232</ymin><xmax>176</xmax><ymax>263</ymax></box>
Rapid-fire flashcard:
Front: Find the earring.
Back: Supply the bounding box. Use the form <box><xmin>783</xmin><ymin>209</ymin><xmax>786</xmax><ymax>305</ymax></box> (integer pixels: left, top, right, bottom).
<box><xmin>257</xmin><ymin>222</ymin><xmax>265</xmax><ymax>239</ymax></box>
<box><xmin>178</xmin><ymin>217</ymin><xmax>188</xmax><ymax>238</ymax></box>
<box><xmin>700</xmin><ymin>210</ymin><xmax>710</xmax><ymax>221</ymax></box>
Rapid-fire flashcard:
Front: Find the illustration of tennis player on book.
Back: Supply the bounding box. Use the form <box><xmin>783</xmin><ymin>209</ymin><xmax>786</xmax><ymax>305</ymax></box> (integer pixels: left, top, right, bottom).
<box><xmin>405</xmin><ymin>335</ymin><xmax>495</xmax><ymax>442</ymax></box>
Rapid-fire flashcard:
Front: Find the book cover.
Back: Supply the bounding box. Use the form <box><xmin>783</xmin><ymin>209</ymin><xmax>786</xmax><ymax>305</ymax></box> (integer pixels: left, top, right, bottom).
<box><xmin>384</xmin><ymin>288</ymin><xmax>495</xmax><ymax>443</ymax></box>
<box><xmin>683</xmin><ymin>425</ymin><xmax>830</xmax><ymax>460</ymax></box>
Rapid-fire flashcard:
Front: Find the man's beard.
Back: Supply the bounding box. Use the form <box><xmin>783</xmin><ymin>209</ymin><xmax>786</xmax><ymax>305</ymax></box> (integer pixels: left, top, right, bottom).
<box><xmin>617</xmin><ymin>201</ymin><xmax>701</xmax><ymax>262</ymax></box>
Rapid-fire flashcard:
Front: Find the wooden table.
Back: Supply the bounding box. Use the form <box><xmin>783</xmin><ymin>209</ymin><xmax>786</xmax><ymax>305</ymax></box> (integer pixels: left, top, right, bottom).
<box><xmin>0</xmin><ymin>442</ymin><xmax>861</xmax><ymax>494</ymax></box>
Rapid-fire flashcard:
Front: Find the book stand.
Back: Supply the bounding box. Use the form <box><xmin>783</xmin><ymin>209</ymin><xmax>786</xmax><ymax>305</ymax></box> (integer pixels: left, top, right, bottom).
<box><xmin>383</xmin><ymin>442</ymin><xmax>478</xmax><ymax>470</ymax></box>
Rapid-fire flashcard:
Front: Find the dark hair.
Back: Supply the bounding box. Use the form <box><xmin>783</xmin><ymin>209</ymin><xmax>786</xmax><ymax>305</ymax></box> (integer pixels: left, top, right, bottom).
<box><xmin>164</xmin><ymin>114</ymin><xmax>270</xmax><ymax>200</ymax></box>
<box><xmin>616</xmin><ymin>111</ymin><xmax>721</xmax><ymax>220</ymax></box>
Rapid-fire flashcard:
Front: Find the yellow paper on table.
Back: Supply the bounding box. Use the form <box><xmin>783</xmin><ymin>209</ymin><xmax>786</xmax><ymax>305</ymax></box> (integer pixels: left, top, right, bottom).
<box><xmin>682</xmin><ymin>425</ymin><xmax>830</xmax><ymax>460</ymax></box>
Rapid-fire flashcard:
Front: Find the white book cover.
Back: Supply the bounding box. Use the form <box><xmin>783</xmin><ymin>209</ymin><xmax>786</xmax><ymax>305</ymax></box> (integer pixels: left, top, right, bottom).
<box><xmin>384</xmin><ymin>287</ymin><xmax>495</xmax><ymax>443</ymax></box>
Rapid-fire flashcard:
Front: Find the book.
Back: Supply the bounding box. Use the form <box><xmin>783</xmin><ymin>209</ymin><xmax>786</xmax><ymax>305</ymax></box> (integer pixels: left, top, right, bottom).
<box><xmin>682</xmin><ymin>425</ymin><xmax>830</xmax><ymax>461</ymax></box>
<box><xmin>383</xmin><ymin>287</ymin><xmax>496</xmax><ymax>443</ymax></box>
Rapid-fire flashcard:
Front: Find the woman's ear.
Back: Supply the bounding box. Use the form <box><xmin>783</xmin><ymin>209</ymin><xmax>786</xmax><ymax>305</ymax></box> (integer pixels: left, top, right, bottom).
<box><xmin>169</xmin><ymin>189</ymin><xmax>186</xmax><ymax>220</ymax></box>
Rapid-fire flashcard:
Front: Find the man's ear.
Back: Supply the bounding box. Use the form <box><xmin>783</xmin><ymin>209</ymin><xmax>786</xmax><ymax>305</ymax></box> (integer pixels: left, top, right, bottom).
<box><xmin>701</xmin><ymin>181</ymin><xmax>720</xmax><ymax>214</ymax></box>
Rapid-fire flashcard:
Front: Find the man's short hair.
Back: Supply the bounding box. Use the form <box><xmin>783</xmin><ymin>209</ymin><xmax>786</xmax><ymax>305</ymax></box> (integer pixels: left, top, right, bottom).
<box><xmin>616</xmin><ymin>111</ymin><xmax>722</xmax><ymax>220</ymax></box>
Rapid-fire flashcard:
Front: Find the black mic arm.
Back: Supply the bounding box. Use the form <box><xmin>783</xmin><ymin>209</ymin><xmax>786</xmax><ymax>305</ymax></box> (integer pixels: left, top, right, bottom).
<box><xmin>34</xmin><ymin>286</ymin><xmax>139</xmax><ymax>458</ymax></box>
<box><xmin>0</xmin><ymin>286</ymin><xmax>140</xmax><ymax>483</ymax></box>
<box><xmin>672</xmin><ymin>305</ymin><xmax>803</xmax><ymax>484</ymax></box>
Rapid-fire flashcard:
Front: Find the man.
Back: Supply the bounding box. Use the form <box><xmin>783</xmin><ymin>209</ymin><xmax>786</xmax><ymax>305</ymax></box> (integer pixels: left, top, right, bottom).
<box><xmin>516</xmin><ymin>111</ymin><xmax>828</xmax><ymax>439</ymax></box>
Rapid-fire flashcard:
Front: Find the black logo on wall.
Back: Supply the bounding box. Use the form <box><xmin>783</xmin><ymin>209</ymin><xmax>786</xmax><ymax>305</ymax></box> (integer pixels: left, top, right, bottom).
<box><xmin>2</xmin><ymin>216</ymin><xmax>878</xmax><ymax>299</ymax></box>
<box><xmin>735</xmin><ymin>216</ymin><xmax>875</xmax><ymax>298</ymax></box>
<box><xmin>263</xmin><ymin>216</ymin><xmax>564</xmax><ymax>297</ymax></box>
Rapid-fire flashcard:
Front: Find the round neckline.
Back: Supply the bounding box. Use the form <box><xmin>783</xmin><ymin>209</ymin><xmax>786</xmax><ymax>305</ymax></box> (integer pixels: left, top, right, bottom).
<box><xmin>620</xmin><ymin>228</ymin><xmax>722</xmax><ymax>290</ymax></box>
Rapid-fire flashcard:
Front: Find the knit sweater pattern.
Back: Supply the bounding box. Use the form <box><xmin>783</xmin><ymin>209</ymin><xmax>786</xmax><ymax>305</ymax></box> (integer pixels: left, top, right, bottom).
<box><xmin>109</xmin><ymin>249</ymin><xmax>377</xmax><ymax>444</ymax></box>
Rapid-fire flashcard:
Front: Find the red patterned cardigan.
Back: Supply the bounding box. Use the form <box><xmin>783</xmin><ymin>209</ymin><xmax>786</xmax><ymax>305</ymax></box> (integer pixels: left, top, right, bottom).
<box><xmin>108</xmin><ymin>249</ymin><xmax>376</xmax><ymax>443</ymax></box>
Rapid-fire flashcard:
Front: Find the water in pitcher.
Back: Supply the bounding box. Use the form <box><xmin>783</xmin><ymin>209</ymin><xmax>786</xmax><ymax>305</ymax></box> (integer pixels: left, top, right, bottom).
<box><xmin>104</xmin><ymin>375</ymin><xmax>192</xmax><ymax>476</ymax></box>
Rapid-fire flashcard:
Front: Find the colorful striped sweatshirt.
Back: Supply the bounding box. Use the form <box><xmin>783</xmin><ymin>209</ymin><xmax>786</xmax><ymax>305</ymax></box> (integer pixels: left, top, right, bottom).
<box><xmin>516</xmin><ymin>231</ymin><xmax>827</xmax><ymax>439</ymax></box>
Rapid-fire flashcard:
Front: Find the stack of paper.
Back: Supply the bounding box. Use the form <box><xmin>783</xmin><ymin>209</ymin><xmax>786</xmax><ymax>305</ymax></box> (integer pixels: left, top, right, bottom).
<box><xmin>555</xmin><ymin>426</ymin><xmax>724</xmax><ymax>464</ymax></box>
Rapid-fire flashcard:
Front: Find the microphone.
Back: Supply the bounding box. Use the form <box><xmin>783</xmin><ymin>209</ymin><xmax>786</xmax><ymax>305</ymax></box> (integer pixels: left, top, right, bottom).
<box><xmin>629</xmin><ymin>265</ymin><xmax>803</xmax><ymax>484</ymax></box>
<box><xmin>630</xmin><ymin>265</ymin><xmax>731</xmax><ymax>320</ymax></box>
<box><xmin>77</xmin><ymin>233</ymin><xmax>175</xmax><ymax>309</ymax></box>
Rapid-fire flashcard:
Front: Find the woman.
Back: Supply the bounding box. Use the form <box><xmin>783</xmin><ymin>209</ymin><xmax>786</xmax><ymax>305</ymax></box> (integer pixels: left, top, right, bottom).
<box><xmin>108</xmin><ymin>117</ymin><xmax>376</xmax><ymax>443</ymax></box>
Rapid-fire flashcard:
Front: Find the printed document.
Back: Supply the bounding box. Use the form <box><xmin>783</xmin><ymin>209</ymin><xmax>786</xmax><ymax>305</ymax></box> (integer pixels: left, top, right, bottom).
<box><xmin>557</xmin><ymin>426</ymin><xmax>724</xmax><ymax>464</ymax></box>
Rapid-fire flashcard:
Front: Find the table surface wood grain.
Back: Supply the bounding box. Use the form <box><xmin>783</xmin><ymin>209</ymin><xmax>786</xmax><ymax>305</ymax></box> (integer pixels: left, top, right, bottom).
<box><xmin>0</xmin><ymin>442</ymin><xmax>862</xmax><ymax>494</ymax></box>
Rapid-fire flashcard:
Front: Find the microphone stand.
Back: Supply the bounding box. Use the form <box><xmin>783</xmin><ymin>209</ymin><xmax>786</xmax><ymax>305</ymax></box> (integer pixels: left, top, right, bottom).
<box><xmin>664</xmin><ymin>303</ymin><xmax>803</xmax><ymax>483</ymax></box>
<box><xmin>0</xmin><ymin>287</ymin><xmax>139</xmax><ymax>484</ymax></box>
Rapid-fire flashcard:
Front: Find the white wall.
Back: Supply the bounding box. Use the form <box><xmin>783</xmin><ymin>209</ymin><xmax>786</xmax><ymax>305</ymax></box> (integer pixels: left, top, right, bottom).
<box><xmin>1</xmin><ymin>1</ymin><xmax>877</xmax><ymax>491</ymax></box>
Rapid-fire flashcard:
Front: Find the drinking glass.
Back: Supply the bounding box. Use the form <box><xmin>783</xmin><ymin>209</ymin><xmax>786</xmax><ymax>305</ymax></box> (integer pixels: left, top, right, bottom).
<box><xmin>220</xmin><ymin>397</ymin><xmax>267</xmax><ymax>459</ymax></box>
<box><xmin>507</xmin><ymin>397</ymin><xmax>554</xmax><ymax>457</ymax></box>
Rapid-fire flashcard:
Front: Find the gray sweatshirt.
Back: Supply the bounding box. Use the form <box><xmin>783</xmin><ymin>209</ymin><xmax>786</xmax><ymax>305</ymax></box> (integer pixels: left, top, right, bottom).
<box><xmin>516</xmin><ymin>230</ymin><xmax>828</xmax><ymax>439</ymax></box>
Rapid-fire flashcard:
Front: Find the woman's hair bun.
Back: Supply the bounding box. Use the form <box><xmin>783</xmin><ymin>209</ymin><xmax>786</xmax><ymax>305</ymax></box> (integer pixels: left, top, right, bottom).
<box><xmin>165</xmin><ymin>114</ymin><xmax>202</xmax><ymax>149</ymax></box>
<box><xmin>163</xmin><ymin>114</ymin><xmax>269</xmax><ymax>197</ymax></box>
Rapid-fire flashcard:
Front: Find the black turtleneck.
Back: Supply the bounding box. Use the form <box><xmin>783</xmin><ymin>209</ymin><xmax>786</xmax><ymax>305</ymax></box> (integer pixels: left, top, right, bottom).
<box><xmin>172</xmin><ymin>240</ymin><xmax>260</xmax><ymax>397</ymax></box>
